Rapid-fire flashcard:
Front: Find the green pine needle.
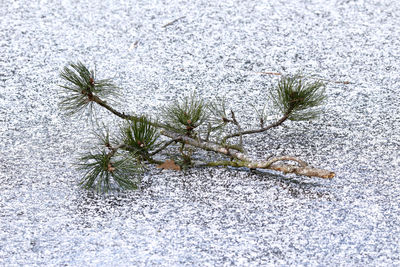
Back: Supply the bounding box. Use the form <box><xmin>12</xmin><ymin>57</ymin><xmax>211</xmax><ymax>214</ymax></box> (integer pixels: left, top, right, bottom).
<box><xmin>208</xmin><ymin>96</ymin><xmax>229</xmax><ymax>125</ymax></box>
<box><xmin>91</xmin><ymin>123</ymin><xmax>113</xmax><ymax>148</ymax></box>
<box><xmin>120</xmin><ymin>116</ymin><xmax>160</xmax><ymax>153</ymax></box>
<box><xmin>270</xmin><ymin>75</ymin><xmax>326</xmax><ymax>121</ymax></box>
<box><xmin>77</xmin><ymin>150</ymin><xmax>140</xmax><ymax>193</ymax></box>
<box><xmin>59</xmin><ymin>61</ymin><xmax>120</xmax><ymax>116</ymax></box>
<box><xmin>162</xmin><ymin>92</ymin><xmax>208</xmax><ymax>134</ymax></box>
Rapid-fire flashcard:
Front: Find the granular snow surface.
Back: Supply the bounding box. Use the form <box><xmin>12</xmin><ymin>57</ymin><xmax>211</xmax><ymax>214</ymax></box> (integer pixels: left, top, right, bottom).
<box><xmin>1</xmin><ymin>0</ymin><xmax>399</xmax><ymax>266</ymax></box>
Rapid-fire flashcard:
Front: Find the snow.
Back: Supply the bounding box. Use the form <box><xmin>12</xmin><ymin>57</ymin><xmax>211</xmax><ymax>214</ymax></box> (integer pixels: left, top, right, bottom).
<box><xmin>1</xmin><ymin>0</ymin><xmax>400</xmax><ymax>265</ymax></box>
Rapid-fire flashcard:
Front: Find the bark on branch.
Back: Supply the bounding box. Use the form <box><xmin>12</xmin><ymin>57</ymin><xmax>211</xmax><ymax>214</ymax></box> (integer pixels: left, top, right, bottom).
<box><xmin>268</xmin><ymin>164</ymin><xmax>335</xmax><ymax>179</ymax></box>
<box><xmin>162</xmin><ymin>131</ymin><xmax>335</xmax><ymax>179</ymax></box>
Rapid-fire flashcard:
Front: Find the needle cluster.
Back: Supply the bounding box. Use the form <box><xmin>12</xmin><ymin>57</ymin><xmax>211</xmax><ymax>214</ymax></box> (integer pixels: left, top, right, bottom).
<box><xmin>120</xmin><ymin>116</ymin><xmax>160</xmax><ymax>154</ymax></box>
<box><xmin>77</xmin><ymin>150</ymin><xmax>140</xmax><ymax>192</ymax></box>
<box><xmin>270</xmin><ymin>75</ymin><xmax>326</xmax><ymax>121</ymax></box>
<box><xmin>59</xmin><ymin>61</ymin><xmax>119</xmax><ymax>116</ymax></box>
<box><xmin>162</xmin><ymin>92</ymin><xmax>208</xmax><ymax>136</ymax></box>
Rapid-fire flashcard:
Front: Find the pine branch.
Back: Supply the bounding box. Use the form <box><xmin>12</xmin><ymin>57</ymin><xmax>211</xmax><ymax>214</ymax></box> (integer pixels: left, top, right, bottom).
<box><xmin>59</xmin><ymin>61</ymin><xmax>336</xmax><ymax>192</ymax></box>
<box><xmin>82</xmin><ymin>88</ymin><xmax>333</xmax><ymax>179</ymax></box>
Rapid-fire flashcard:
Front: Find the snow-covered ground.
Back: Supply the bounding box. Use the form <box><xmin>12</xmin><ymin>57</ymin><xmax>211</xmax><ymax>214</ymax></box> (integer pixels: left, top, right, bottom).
<box><xmin>1</xmin><ymin>0</ymin><xmax>399</xmax><ymax>265</ymax></box>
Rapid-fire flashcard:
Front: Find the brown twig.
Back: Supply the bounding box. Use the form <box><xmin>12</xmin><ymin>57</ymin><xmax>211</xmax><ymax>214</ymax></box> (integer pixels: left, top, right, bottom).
<box><xmin>149</xmin><ymin>138</ymin><xmax>181</xmax><ymax>156</ymax></box>
<box><xmin>230</xmin><ymin>110</ymin><xmax>244</xmax><ymax>149</ymax></box>
<box><xmin>128</xmin><ymin>40</ymin><xmax>139</xmax><ymax>51</ymax></box>
<box><xmin>222</xmin><ymin>113</ymin><xmax>289</xmax><ymax>143</ymax></box>
<box><xmin>92</xmin><ymin>95</ymin><xmax>135</xmax><ymax>120</ymax></box>
<box><xmin>162</xmin><ymin>16</ymin><xmax>186</xmax><ymax>28</ymax></box>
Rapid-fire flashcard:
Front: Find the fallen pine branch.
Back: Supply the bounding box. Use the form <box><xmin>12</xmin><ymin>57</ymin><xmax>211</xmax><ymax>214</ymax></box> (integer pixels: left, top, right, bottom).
<box><xmin>59</xmin><ymin>61</ymin><xmax>336</xmax><ymax>192</ymax></box>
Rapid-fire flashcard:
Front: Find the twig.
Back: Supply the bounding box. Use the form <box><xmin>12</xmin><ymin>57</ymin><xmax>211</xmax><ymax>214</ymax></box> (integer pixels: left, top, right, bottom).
<box><xmin>91</xmin><ymin>95</ymin><xmax>132</xmax><ymax>120</ymax></box>
<box><xmin>108</xmin><ymin>144</ymin><xmax>125</xmax><ymax>154</ymax></box>
<box><xmin>249</xmin><ymin>103</ymin><xmax>266</xmax><ymax>128</ymax></box>
<box><xmin>128</xmin><ymin>40</ymin><xmax>139</xmax><ymax>51</ymax></box>
<box><xmin>230</xmin><ymin>110</ymin><xmax>244</xmax><ymax>149</ymax></box>
<box><xmin>161</xmin><ymin>130</ymin><xmax>248</xmax><ymax>161</ymax></box>
<box><xmin>91</xmin><ymin>95</ymin><xmax>170</xmax><ymax>130</ymax></box>
<box><xmin>162</xmin><ymin>16</ymin><xmax>186</xmax><ymax>28</ymax></box>
<box><xmin>149</xmin><ymin>138</ymin><xmax>181</xmax><ymax>156</ymax></box>
<box><xmin>222</xmin><ymin>113</ymin><xmax>289</xmax><ymax>143</ymax></box>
